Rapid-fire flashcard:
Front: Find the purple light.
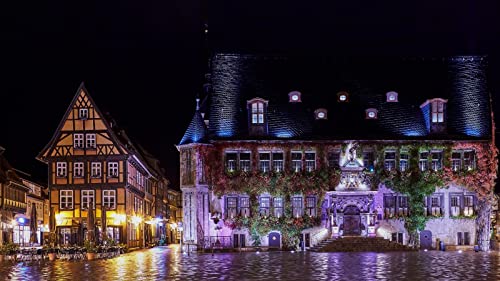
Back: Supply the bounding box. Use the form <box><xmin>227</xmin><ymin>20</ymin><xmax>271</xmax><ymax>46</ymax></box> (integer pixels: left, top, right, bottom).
<box><xmin>18</xmin><ymin>218</ymin><xmax>25</xmax><ymax>224</ymax></box>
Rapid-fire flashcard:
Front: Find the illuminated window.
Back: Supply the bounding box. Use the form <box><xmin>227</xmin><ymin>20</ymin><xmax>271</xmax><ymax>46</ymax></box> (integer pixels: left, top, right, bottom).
<box><xmin>81</xmin><ymin>190</ymin><xmax>94</xmax><ymax>210</ymax></box>
<box><xmin>292</xmin><ymin>197</ymin><xmax>303</xmax><ymax>218</ymax></box>
<box><xmin>451</xmin><ymin>151</ymin><xmax>461</xmax><ymax>171</ymax></box>
<box><xmin>226</xmin><ymin>197</ymin><xmax>238</xmax><ymax>218</ymax></box>
<box><xmin>386</xmin><ymin>91</ymin><xmax>398</xmax><ymax>102</ymax></box>
<box><xmin>79</xmin><ymin>108</ymin><xmax>88</xmax><ymax>119</ymax></box>
<box><xmin>305</xmin><ymin>152</ymin><xmax>316</xmax><ymax>172</ymax></box>
<box><xmin>399</xmin><ymin>152</ymin><xmax>409</xmax><ymax>171</ymax></box>
<box><xmin>259</xmin><ymin>152</ymin><xmax>270</xmax><ymax>172</ymax></box>
<box><xmin>273</xmin><ymin>197</ymin><xmax>283</xmax><ymax>217</ymax></box>
<box><xmin>74</xmin><ymin>162</ymin><xmax>84</xmax><ymax>178</ymax></box>
<box><xmin>431</xmin><ymin>100</ymin><xmax>445</xmax><ymax>123</ymax></box>
<box><xmin>384</xmin><ymin>151</ymin><xmax>396</xmax><ymax>171</ymax></box>
<box><xmin>60</xmin><ymin>190</ymin><xmax>73</xmax><ymax>209</ymax></box>
<box><xmin>314</xmin><ymin>108</ymin><xmax>328</xmax><ymax>120</ymax></box>
<box><xmin>251</xmin><ymin>102</ymin><xmax>264</xmax><ymax>124</ymax></box>
<box><xmin>431</xmin><ymin>151</ymin><xmax>443</xmax><ymax>171</ymax></box>
<box><xmin>288</xmin><ymin>91</ymin><xmax>302</xmax><ymax>102</ymax></box>
<box><xmin>365</xmin><ymin>108</ymin><xmax>378</xmax><ymax>119</ymax></box>
<box><xmin>74</xmin><ymin>134</ymin><xmax>84</xmax><ymax>149</ymax></box>
<box><xmin>419</xmin><ymin>152</ymin><xmax>428</xmax><ymax>171</ymax></box>
<box><xmin>305</xmin><ymin>196</ymin><xmax>316</xmax><ymax>217</ymax></box>
<box><xmin>56</xmin><ymin>162</ymin><xmax>67</xmax><ymax>177</ymax></box>
<box><xmin>291</xmin><ymin>151</ymin><xmax>302</xmax><ymax>172</ymax></box>
<box><xmin>240</xmin><ymin>197</ymin><xmax>250</xmax><ymax>217</ymax></box>
<box><xmin>337</xmin><ymin>91</ymin><xmax>349</xmax><ymax>102</ymax></box>
<box><xmin>259</xmin><ymin>197</ymin><xmax>270</xmax><ymax>217</ymax></box>
<box><xmin>225</xmin><ymin>152</ymin><xmax>237</xmax><ymax>172</ymax></box>
<box><xmin>240</xmin><ymin>152</ymin><xmax>251</xmax><ymax>172</ymax></box>
<box><xmin>103</xmin><ymin>190</ymin><xmax>116</xmax><ymax>209</ymax></box>
<box><xmin>272</xmin><ymin>152</ymin><xmax>284</xmax><ymax>172</ymax></box>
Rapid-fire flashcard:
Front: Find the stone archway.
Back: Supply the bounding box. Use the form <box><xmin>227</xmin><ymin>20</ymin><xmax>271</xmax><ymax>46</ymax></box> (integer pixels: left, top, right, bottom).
<box><xmin>343</xmin><ymin>205</ymin><xmax>361</xmax><ymax>236</ymax></box>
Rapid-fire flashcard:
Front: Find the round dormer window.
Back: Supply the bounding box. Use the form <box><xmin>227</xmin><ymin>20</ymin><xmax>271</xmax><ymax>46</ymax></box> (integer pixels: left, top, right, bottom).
<box><xmin>339</xmin><ymin>94</ymin><xmax>347</xmax><ymax>101</ymax></box>
<box><xmin>314</xmin><ymin>108</ymin><xmax>328</xmax><ymax>120</ymax></box>
<box><xmin>291</xmin><ymin>94</ymin><xmax>299</xmax><ymax>101</ymax></box>
<box><xmin>318</xmin><ymin>112</ymin><xmax>325</xmax><ymax>118</ymax></box>
<box><xmin>389</xmin><ymin>95</ymin><xmax>395</xmax><ymax>101</ymax></box>
<box><xmin>365</xmin><ymin>108</ymin><xmax>378</xmax><ymax>119</ymax></box>
<box><xmin>368</xmin><ymin>111</ymin><xmax>376</xmax><ymax>118</ymax></box>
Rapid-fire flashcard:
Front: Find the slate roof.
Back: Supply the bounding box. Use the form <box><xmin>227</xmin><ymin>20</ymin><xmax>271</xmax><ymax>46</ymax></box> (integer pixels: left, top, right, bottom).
<box><xmin>179</xmin><ymin>100</ymin><xmax>209</xmax><ymax>145</ymax></box>
<box><xmin>199</xmin><ymin>54</ymin><xmax>492</xmax><ymax>141</ymax></box>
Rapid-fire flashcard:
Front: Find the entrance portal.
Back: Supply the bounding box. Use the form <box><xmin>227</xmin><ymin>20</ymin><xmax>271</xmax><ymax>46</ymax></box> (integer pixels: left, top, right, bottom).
<box><xmin>420</xmin><ymin>230</ymin><xmax>432</xmax><ymax>250</ymax></box>
<box><xmin>268</xmin><ymin>232</ymin><xmax>281</xmax><ymax>248</ymax></box>
<box><xmin>343</xmin><ymin>206</ymin><xmax>361</xmax><ymax>235</ymax></box>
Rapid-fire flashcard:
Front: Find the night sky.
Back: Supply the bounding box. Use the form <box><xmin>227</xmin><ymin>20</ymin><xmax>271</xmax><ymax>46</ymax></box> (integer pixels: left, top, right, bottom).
<box><xmin>1</xmin><ymin>1</ymin><xmax>500</xmax><ymax>188</ymax></box>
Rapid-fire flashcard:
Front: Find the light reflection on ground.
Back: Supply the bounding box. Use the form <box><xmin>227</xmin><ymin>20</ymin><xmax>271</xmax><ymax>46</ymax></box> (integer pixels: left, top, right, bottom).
<box><xmin>1</xmin><ymin>245</ymin><xmax>499</xmax><ymax>280</ymax></box>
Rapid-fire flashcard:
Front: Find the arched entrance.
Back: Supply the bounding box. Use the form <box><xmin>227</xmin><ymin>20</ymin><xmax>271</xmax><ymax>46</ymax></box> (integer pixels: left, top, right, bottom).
<box><xmin>420</xmin><ymin>230</ymin><xmax>432</xmax><ymax>250</ymax></box>
<box><xmin>343</xmin><ymin>206</ymin><xmax>361</xmax><ymax>235</ymax></box>
<box><xmin>268</xmin><ymin>232</ymin><xmax>281</xmax><ymax>248</ymax></box>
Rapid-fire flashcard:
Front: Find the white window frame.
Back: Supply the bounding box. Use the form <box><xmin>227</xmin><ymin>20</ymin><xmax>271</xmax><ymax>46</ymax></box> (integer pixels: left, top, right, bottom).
<box><xmin>251</xmin><ymin>102</ymin><xmax>264</xmax><ymax>124</ymax></box>
<box><xmin>291</xmin><ymin>151</ymin><xmax>302</xmax><ymax>172</ymax></box>
<box><xmin>431</xmin><ymin>151</ymin><xmax>443</xmax><ymax>171</ymax></box>
<box><xmin>91</xmin><ymin>162</ymin><xmax>102</xmax><ymax>178</ymax></box>
<box><xmin>81</xmin><ymin>190</ymin><xmax>95</xmax><ymax>210</ymax></box>
<box><xmin>74</xmin><ymin>162</ymin><xmax>84</xmax><ymax>178</ymax></box>
<box><xmin>239</xmin><ymin>152</ymin><xmax>251</xmax><ymax>172</ymax></box>
<box><xmin>225</xmin><ymin>152</ymin><xmax>237</xmax><ymax>172</ymax></box>
<box><xmin>431</xmin><ymin>100</ymin><xmax>444</xmax><ymax>123</ymax></box>
<box><xmin>399</xmin><ymin>152</ymin><xmax>409</xmax><ymax>171</ymax></box>
<box><xmin>292</xmin><ymin>197</ymin><xmax>303</xmax><ymax>218</ymax></box>
<box><xmin>305</xmin><ymin>151</ymin><xmax>316</xmax><ymax>172</ymax></box>
<box><xmin>384</xmin><ymin>151</ymin><xmax>396</xmax><ymax>171</ymax></box>
<box><xmin>60</xmin><ymin>190</ymin><xmax>73</xmax><ymax>209</ymax></box>
<box><xmin>259</xmin><ymin>152</ymin><xmax>271</xmax><ymax>173</ymax></box>
<box><xmin>259</xmin><ymin>196</ymin><xmax>270</xmax><ymax>217</ymax></box>
<box><xmin>272</xmin><ymin>152</ymin><xmax>284</xmax><ymax>172</ymax></box>
<box><xmin>305</xmin><ymin>196</ymin><xmax>316</xmax><ymax>217</ymax></box>
<box><xmin>74</xmin><ymin>134</ymin><xmax>84</xmax><ymax>149</ymax></box>
<box><xmin>451</xmin><ymin>151</ymin><xmax>461</xmax><ymax>171</ymax></box>
<box><xmin>78</xmin><ymin>108</ymin><xmax>88</xmax><ymax>119</ymax></box>
<box><xmin>419</xmin><ymin>152</ymin><xmax>428</xmax><ymax>171</ymax></box>
<box><xmin>56</xmin><ymin>162</ymin><xmax>67</xmax><ymax>178</ymax></box>
<box><xmin>273</xmin><ymin>197</ymin><xmax>284</xmax><ymax>218</ymax></box>
<box><xmin>108</xmin><ymin>162</ymin><xmax>119</xmax><ymax>178</ymax></box>
<box><xmin>103</xmin><ymin>190</ymin><xmax>116</xmax><ymax>209</ymax></box>
<box><xmin>86</xmin><ymin>134</ymin><xmax>96</xmax><ymax>149</ymax></box>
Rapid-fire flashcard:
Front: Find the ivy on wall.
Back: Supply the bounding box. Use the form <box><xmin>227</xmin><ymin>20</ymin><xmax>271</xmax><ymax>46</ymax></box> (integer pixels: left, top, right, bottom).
<box><xmin>198</xmin><ymin>140</ymin><xmax>497</xmax><ymax>248</ymax></box>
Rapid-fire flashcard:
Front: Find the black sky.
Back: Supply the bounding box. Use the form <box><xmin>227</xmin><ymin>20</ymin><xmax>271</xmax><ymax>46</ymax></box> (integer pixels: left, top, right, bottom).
<box><xmin>1</xmin><ymin>1</ymin><xmax>500</xmax><ymax>188</ymax></box>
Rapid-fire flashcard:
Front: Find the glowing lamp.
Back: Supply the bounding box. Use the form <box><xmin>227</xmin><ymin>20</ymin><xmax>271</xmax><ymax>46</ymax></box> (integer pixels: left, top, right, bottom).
<box><xmin>131</xmin><ymin>216</ymin><xmax>142</xmax><ymax>225</ymax></box>
<box><xmin>18</xmin><ymin>217</ymin><xmax>26</xmax><ymax>224</ymax></box>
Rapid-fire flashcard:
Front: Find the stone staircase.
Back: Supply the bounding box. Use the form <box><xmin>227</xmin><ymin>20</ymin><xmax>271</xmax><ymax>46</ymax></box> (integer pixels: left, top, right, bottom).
<box><xmin>309</xmin><ymin>236</ymin><xmax>416</xmax><ymax>252</ymax></box>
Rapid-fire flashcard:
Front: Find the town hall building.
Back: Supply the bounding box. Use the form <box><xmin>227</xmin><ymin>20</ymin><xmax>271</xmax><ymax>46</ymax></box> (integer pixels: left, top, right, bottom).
<box><xmin>178</xmin><ymin>54</ymin><xmax>497</xmax><ymax>252</ymax></box>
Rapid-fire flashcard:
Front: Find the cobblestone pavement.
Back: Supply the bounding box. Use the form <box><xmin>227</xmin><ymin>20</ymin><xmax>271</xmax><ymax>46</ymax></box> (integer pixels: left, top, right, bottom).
<box><xmin>1</xmin><ymin>245</ymin><xmax>499</xmax><ymax>281</ymax></box>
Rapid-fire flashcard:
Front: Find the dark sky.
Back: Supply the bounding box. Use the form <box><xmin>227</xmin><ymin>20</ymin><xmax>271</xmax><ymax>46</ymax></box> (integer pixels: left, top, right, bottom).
<box><xmin>1</xmin><ymin>1</ymin><xmax>500</xmax><ymax>188</ymax></box>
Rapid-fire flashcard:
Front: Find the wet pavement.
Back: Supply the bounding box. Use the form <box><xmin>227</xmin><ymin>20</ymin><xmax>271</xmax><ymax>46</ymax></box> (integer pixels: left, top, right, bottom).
<box><xmin>1</xmin><ymin>245</ymin><xmax>499</xmax><ymax>280</ymax></box>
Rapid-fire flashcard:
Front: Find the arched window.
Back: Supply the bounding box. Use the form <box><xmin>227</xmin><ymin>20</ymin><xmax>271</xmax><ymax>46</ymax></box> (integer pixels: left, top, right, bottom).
<box><xmin>337</xmin><ymin>91</ymin><xmax>349</xmax><ymax>102</ymax></box>
<box><xmin>314</xmin><ymin>108</ymin><xmax>328</xmax><ymax>120</ymax></box>
<box><xmin>365</xmin><ymin>108</ymin><xmax>378</xmax><ymax>119</ymax></box>
<box><xmin>386</xmin><ymin>91</ymin><xmax>398</xmax><ymax>102</ymax></box>
<box><xmin>288</xmin><ymin>91</ymin><xmax>302</xmax><ymax>102</ymax></box>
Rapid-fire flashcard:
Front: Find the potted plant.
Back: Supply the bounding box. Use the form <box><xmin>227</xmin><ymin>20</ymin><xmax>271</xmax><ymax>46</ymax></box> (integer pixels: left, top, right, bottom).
<box><xmin>0</xmin><ymin>242</ymin><xmax>19</xmax><ymax>262</ymax></box>
<box><xmin>84</xmin><ymin>240</ymin><xmax>98</xmax><ymax>260</ymax></box>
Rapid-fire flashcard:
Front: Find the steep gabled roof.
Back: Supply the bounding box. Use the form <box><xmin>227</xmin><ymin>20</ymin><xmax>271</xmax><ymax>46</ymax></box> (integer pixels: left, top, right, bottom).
<box><xmin>179</xmin><ymin>99</ymin><xmax>208</xmax><ymax>145</ymax></box>
<box><xmin>37</xmin><ymin>82</ymin><xmax>126</xmax><ymax>162</ymax></box>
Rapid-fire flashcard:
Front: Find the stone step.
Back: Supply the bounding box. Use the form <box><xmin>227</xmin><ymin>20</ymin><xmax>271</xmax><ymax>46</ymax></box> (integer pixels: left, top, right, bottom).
<box><xmin>310</xmin><ymin>236</ymin><xmax>416</xmax><ymax>252</ymax></box>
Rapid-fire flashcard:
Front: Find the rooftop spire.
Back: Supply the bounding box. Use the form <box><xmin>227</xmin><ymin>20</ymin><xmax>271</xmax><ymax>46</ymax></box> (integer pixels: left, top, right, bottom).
<box><xmin>196</xmin><ymin>98</ymin><xmax>200</xmax><ymax>110</ymax></box>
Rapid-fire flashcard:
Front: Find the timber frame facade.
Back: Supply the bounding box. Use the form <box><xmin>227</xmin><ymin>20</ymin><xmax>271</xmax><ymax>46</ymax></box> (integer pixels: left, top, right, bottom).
<box><xmin>37</xmin><ymin>83</ymin><xmax>169</xmax><ymax>248</ymax></box>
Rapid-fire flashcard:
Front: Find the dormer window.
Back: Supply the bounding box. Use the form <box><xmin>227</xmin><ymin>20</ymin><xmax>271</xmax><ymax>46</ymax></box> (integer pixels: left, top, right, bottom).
<box><xmin>431</xmin><ymin>100</ymin><xmax>445</xmax><ymax>123</ymax></box>
<box><xmin>247</xmin><ymin>97</ymin><xmax>269</xmax><ymax>136</ymax></box>
<box><xmin>386</xmin><ymin>91</ymin><xmax>398</xmax><ymax>102</ymax></box>
<box><xmin>365</xmin><ymin>108</ymin><xmax>378</xmax><ymax>119</ymax></box>
<box><xmin>314</xmin><ymin>108</ymin><xmax>328</xmax><ymax>120</ymax></box>
<box><xmin>420</xmin><ymin>98</ymin><xmax>448</xmax><ymax>133</ymax></box>
<box><xmin>337</xmin><ymin>91</ymin><xmax>349</xmax><ymax>102</ymax></box>
<box><xmin>288</xmin><ymin>91</ymin><xmax>302</xmax><ymax>103</ymax></box>
<box><xmin>250</xmin><ymin>101</ymin><xmax>265</xmax><ymax>124</ymax></box>
<box><xmin>79</xmin><ymin>108</ymin><xmax>88</xmax><ymax>119</ymax></box>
